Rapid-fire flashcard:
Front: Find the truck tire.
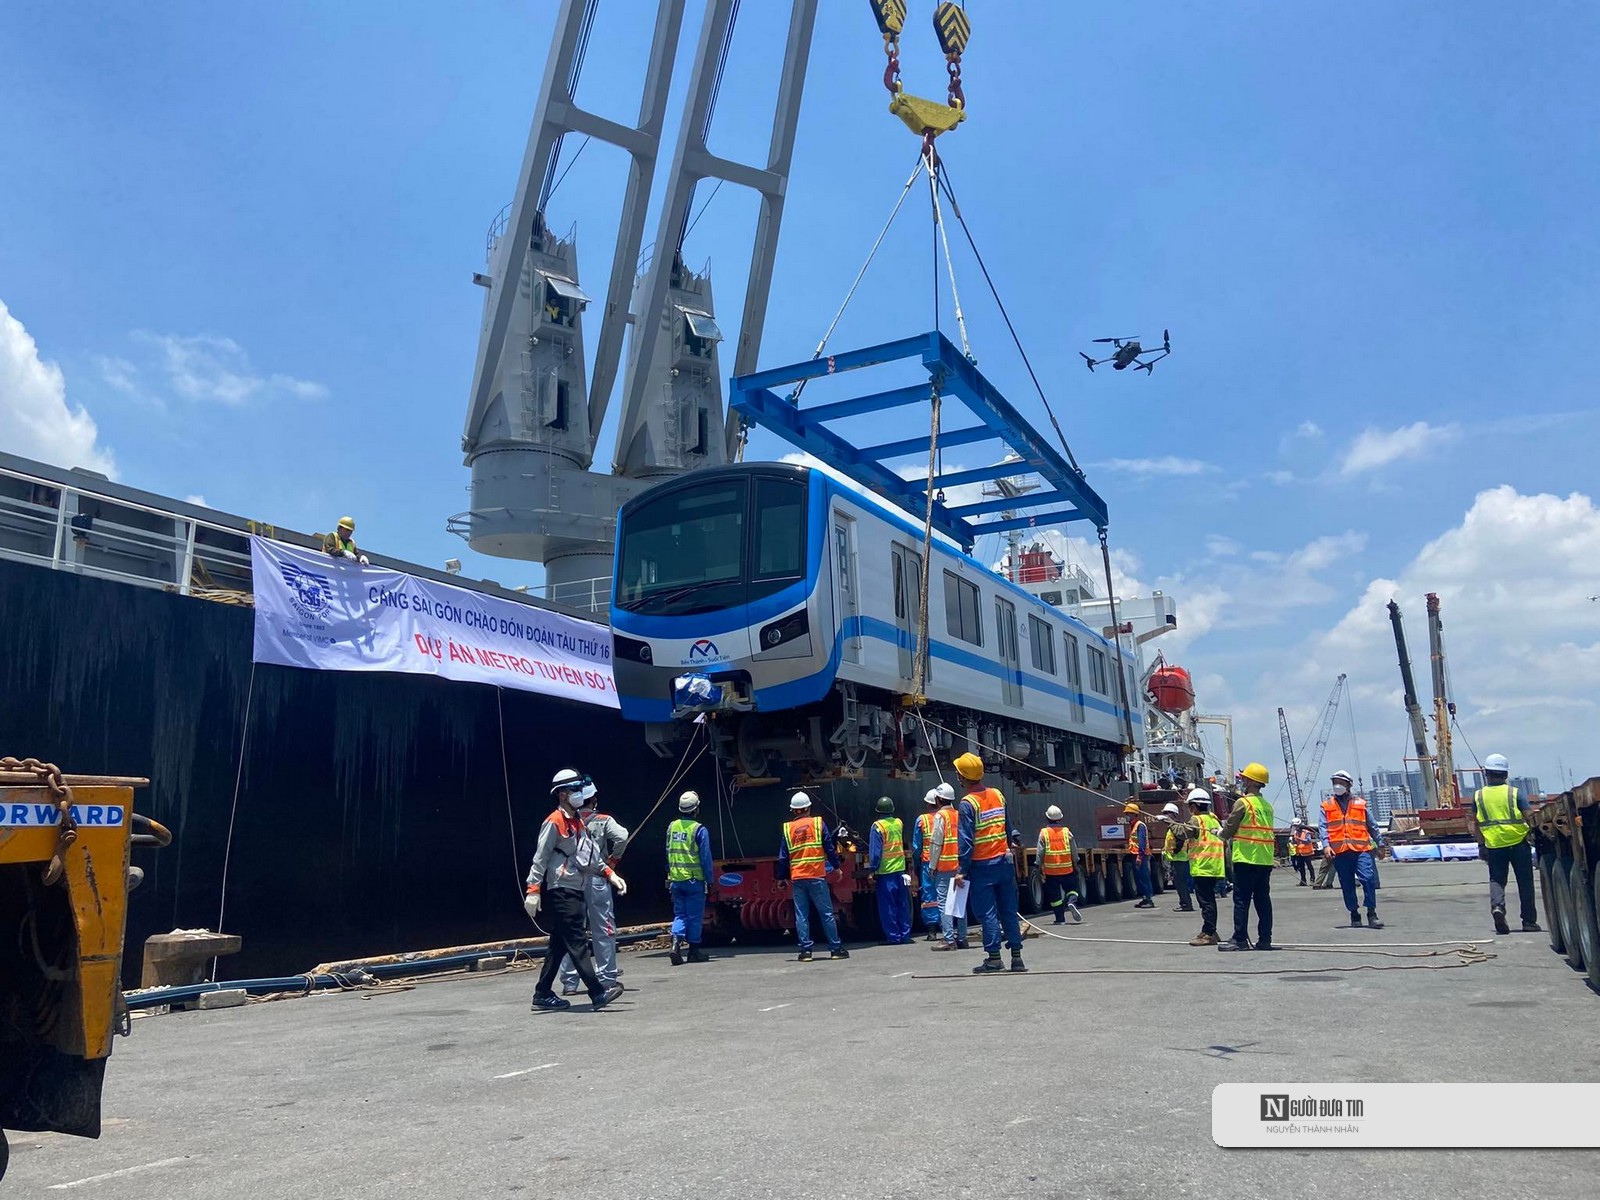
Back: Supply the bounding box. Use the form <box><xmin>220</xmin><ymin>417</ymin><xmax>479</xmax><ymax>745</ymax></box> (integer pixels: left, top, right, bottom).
<box><xmin>1552</xmin><ymin>862</ymin><xmax>1583</xmax><ymax>971</ymax></box>
<box><xmin>1122</xmin><ymin>858</ymin><xmax>1139</xmax><ymax>900</ymax></box>
<box><xmin>1027</xmin><ymin>870</ymin><xmax>1045</xmax><ymax>915</ymax></box>
<box><xmin>1151</xmin><ymin>864</ymin><xmax>1166</xmax><ymax>895</ymax></box>
<box><xmin>1084</xmin><ymin>867</ymin><xmax>1104</xmax><ymax>906</ymax></box>
<box><xmin>1104</xmin><ymin>865</ymin><xmax>1123</xmax><ymax>903</ymax></box>
<box><xmin>1540</xmin><ymin>858</ymin><xmax>1566</xmax><ymax>955</ymax></box>
<box><xmin>1570</xmin><ymin>860</ymin><xmax>1600</xmax><ymax>990</ymax></box>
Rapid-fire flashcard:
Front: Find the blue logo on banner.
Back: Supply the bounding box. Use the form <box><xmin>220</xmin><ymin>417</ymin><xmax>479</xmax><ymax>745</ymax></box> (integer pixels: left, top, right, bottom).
<box><xmin>689</xmin><ymin>639</ymin><xmax>720</xmax><ymax>661</ymax></box>
<box><xmin>281</xmin><ymin>561</ymin><xmax>335</xmax><ymax>620</ymax></box>
<box><xmin>717</xmin><ymin>873</ymin><xmax>743</xmax><ymax>888</ymax></box>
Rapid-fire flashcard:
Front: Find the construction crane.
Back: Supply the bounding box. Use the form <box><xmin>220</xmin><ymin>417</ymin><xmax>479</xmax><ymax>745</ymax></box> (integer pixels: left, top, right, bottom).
<box><xmin>1277</xmin><ymin>707</ymin><xmax>1307</xmax><ymax>825</ymax></box>
<box><xmin>1387</xmin><ymin>599</ymin><xmax>1442</xmax><ymax>809</ymax></box>
<box><xmin>1300</xmin><ymin>673</ymin><xmax>1348</xmax><ymax>803</ymax></box>
<box><xmin>1425</xmin><ymin>592</ymin><xmax>1458</xmax><ymax>806</ymax></box>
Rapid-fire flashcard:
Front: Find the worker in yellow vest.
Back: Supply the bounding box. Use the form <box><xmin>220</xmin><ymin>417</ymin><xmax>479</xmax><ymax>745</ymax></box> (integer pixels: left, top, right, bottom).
<box><xmin>1037</xmin><ymin>805</ymin><xmax>1081</xmax><ymax>924</ymax></box>
<box><xmin>777</xmin><ymin>792</ymin><xmax>848</xmax><ymax>962</ymax></box>
<box><xmin>954</xmin><ymin>752</ymin><xmax>1026</xmax><ymax>973</ymax></box>
<box><xmin>1469</xmin><ymin>753</ymin><xmax>1540</xmax><ymax>935</ymax></box>
<box><xmin>868</xmin><ymin>796</ymin><xmax>913</xmax><ymax>944</ymax></box>
<box><xmin>1183</xmin><ymin>789</ymin><xmax>1226</xmax><ymax>945</ymax></box>
<box><xmin>321</xmin><ymin>515</ymin><xmax>369</xmax><ymax>564</ymax></box>
<box><xmin>1320</xmin><ymin>769</ymin><xmax>1383</xmax><ymax>929</ymax></box>
<box><xmin>1218</xmin><ymin>762</ymin><xmax>1276</xmax><ymax>952</ymax></box>
<box><xmin>911</xmin><ymin>786</ymin><xmax>944</xmax><ymax>940</ymax></box>
<box><xmin>1160</xmin><ymin>801</ymin><xmax>1194</xmax><ymax>913</ymax></box>
<box><xmin>1289</xmin><ymin>818</ymin><xmax>1317</xmax><ymax>885</ymax></box>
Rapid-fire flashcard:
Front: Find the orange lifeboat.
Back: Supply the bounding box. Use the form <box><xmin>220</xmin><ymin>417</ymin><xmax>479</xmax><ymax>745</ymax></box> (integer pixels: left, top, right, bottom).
<box><xmin>1149</xmin><ymin>665</ymin><xmax>1195</xmax><ymax>713</ymax></box>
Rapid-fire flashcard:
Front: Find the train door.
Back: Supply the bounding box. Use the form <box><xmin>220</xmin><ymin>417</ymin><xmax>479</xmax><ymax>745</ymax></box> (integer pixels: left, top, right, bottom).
<box><xmin>1062</xmin><ymin>631</ymin><xmax>1085</xmax><ymax>723</ymax></box>
<box><xmin>996</xmin><ymin>597</ymin><xmax>1022</xmax><ymax>707</ymax></box>
<box><xmin>890</xmin><ymin>544</ymin><xmax>928</xmax><ymax>684</ymax></box>
<box><xmin>835</xmin><ymin>514</ymin><xmax>861</xmax><ymax>663</ymax></box>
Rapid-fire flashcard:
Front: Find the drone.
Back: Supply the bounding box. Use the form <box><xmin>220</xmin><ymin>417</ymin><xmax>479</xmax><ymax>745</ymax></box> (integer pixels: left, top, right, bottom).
<box><xmin>1080</xmin><ymin>330</ymin><xmax>1171</xmax><ymax>374</ymax></box>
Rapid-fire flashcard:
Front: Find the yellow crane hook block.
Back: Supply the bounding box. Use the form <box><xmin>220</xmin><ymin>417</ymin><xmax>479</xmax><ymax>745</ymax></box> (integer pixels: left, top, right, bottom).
<box><xmin>871</xmin><ymin>0</ymin><xmax>970</xmax><ymax>141</ymax></box>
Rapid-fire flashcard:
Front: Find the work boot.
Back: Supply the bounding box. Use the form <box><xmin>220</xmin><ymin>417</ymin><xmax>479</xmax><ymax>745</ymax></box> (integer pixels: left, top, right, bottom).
<box><xmin>1366</xmin><ymin>910</ymin><xmax>1384</xmax><ymax>930</ymax></box>
<box><xmin>531</xmin><ymin>994</ymin><xmax>571</xmax><ymax>1011</ymax></box>
<box><xmin>561</xmin><ymin>983</ymin><xmax>580</xmax><ymax>997</ymax></box>
<box><xmin>1067</xmin><ymin>899</ymin><xmax>1082</xmax><ymax>923</ymax></box>
<box><xmin>669</xmin><ymin>939</ymin><xmax>684</xmax><ymax>967</ymax></box>
<box><xmin>1134</xmin><ymin>899</ymin><xmax>1155</xmax><ymax>909</ymax></box>
<box><xmin>1173</xmin><ymin>904</ymin><xmax>1194</xmax><ymax>913</ymax></box>
<box><xmin>590</xmin><ymin>983</ymin><xmax>625</xmax><ymax>1010</ymax></box>
<box><xmin>1350</xmin><ymin>911</ymin><xmax>1363</xmax><ymax>928</ymax></box>
<box><xmin>829</xmin><ymin>947</ymin><xmax>851</xmax><ymax>959</ymax></box>
<box><xmin>1189</xmin><ymin>932</ymin><xmax>1219</xmax><ymax>946</ymax></box>
<box><xmin>1522</xmin><ymin>920</ymin><xmax>1543</xmax><ymax>933</ymax></box>
<box><xmin>1298</xmin><ymin>879</ymin><xmax>1308</xmax><ymax>887</ymax></box>
<box><xmin>797</xmin><ymin>949</ymin><xmax>814</xmax><ymax>962</ymax></box>
<box><xmin>1009</xmin><ymin>953</ymin><xmax>1028</xmax><ymax>973</ymax></box>
<box><xmin>1053</xmin><ymin>913</ymin><xmax>1067</xmax><ymax>925</ymax></box>
<box><xmin>924</xmin><ymin>929</ymin><xmax>940</xmax><ymax>942</ymax></box>
<box><xmin>1217</xmin><ymin>940</ymin><xmax>1250</xmax><ymax>952</ymax></box>
<box><xmin>956</xmin><ymin>939</ymin><xmax>971</xmax><ymax>949</ymax></box>
<box><xmin>1254</xmin><ymin>942</ymin><xmax>1279</xmax><ymax>952</ymax></box>
<box><xmin>1492</xmin><ymin>908</ymin><xmax>1511</xmax><ymax>936</ymax></box>
<box><xmin>931</xmin><ymin>941</ymin><xmax>961</xmax><ymax>951</ymax></box>
<box><xmin>686</xmin><ymin>946</ymin><xmax>709</xmax><ymax>963</ymax></box>
<box><xmin>972</xmin><ymin>954</ymin><xmax>1005</xmax><ymax>974</ymax></box>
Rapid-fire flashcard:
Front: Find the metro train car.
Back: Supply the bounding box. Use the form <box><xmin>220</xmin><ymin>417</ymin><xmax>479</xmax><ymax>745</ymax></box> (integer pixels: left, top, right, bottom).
<box><xmin>609</xmin><ymin>462</ymin><xmax>1142</xmax><ymax>783</ymax></box>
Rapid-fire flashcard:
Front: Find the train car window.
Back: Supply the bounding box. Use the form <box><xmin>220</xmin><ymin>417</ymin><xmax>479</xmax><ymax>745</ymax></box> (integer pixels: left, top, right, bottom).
<box><xmin>943</xmin><ymin>571</ymin><xmax>983</xmax><ymax>645</ymax></box>
<box><xmin>892</xmin><ymin>555</ymin><xmax>906</xmax><ymax>618</ymax></box>
<box><xmin>616</xmin><ymin>479</ymin><xmax>747</xmax><ymax>614</ymax></box>
<box><xmin>751</xmin><ymin>477</ymin><xmax>805</xmax><ymax>585</ymax></box>
<box><xmin>1087</xmin><ymin>647</ymin><xmax>1109</xmax><ymax>694</ymax></box>
<box><xmin>1029</xmin><ymin>615</ymin><xmax>1056</xmax><ymax>674</ymax></box>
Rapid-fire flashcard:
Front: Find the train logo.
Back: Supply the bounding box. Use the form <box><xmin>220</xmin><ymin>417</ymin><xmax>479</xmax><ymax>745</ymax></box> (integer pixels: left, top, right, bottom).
<box><xmin>280</xmin><ymin>561</ymin><xmax>334</xmax><ymax>620</ymax></box>
<box><xmin>688</xmin><ymin>639</ymin><xmax>721</xmax><ymax>662</ymax></box>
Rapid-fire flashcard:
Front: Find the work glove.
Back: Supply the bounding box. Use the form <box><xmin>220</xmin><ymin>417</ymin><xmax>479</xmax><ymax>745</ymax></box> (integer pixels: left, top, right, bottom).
<box><xmin>610</xmin><ymin>872</ymin><xmax>629</xmax><ymax>896</ymax></box>
<box><xmin>358</xmin><ymin>554</ymin><xmax>369</xmax><ymax>566</ymax></box>
<box><xmin>902</xmin><ymin>874</ymin><xmax>912</xmax><ymax>888</ymax></box>
<box><xmin>523</xmin><ymin>892</ymin><xmax>541</xmax><ymax>921</ymax></box>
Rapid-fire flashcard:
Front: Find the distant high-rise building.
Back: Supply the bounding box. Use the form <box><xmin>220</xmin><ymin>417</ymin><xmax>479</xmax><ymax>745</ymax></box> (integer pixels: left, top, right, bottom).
<box><xmin>1370</xmin><ymin>768</ymin><xmax>1426</xmax><ymax>812</ymax></box>
<box><xmin>1511</xmin><ymin>775</ymin><xmax>1542</xmax><ymax>798</ymax></box>
<box><xmin>1369</xmin><ymin>785</ymin><xmax>1406</xmax><ymax>825</ymax></box>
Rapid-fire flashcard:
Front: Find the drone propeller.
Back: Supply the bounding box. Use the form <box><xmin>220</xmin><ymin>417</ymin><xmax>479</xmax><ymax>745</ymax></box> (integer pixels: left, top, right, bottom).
<box><xmin>1163</xmin><ymin>328</ymin><xmax>1170</xmax><ymax>350</ymax></box>
<box><xmin>1092</xmin><ymin>336</ymin><xmax>1139</xmax><ymax>344</ymax></box>
<box><xmin>1079</xmin><ymin>352</ymin><xmax>1097</xmax><ymax>371</ymax></box>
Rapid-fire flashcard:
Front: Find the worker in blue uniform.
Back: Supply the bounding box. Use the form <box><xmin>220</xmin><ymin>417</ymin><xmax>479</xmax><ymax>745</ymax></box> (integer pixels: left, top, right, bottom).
<box><xmin>665</xmin><ymin>791</ymin><xmax>715</xmax><ymax>965</ymax></box>
<box><xmin>867</xmin><ymin>796</ymin><xmax>913</xmax><ymax>944</ymax></box>
<box><xmin>911</xmin><ymin>785</ymin><xmax>948</xmax><ymax>940</ymax></box>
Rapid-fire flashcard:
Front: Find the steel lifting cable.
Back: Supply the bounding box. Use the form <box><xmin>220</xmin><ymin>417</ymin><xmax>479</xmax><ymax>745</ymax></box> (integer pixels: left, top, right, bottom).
<box><xmin>913</xmin><ymin>378</ymin><xmax>942</xmax><ymax>700</ymax></box>
<box><xmin>928</xmin><ymin>159</ymin><xmax>971</xmax><ymax>357</ymax></box>
<box><xmin>1098</xmin><ymin>528</ymin><xmax>1138</xmax><ymax>752</ymax></box>
<box><xmin>539</xmin><ymin>0</ymin><xmax>602</xmax><ymax>210</ymax></box>
<box><xmin>212</xmin><ymin>659</ymin><xmax>258</xmax><ymax>979</ymax></box>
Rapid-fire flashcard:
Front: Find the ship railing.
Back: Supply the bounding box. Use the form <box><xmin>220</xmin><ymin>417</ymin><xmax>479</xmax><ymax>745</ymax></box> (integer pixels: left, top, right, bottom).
<box><xmin>542</xmin><ymin>574</ymin><xmax>612</xmax><ymax>615</ymax></box>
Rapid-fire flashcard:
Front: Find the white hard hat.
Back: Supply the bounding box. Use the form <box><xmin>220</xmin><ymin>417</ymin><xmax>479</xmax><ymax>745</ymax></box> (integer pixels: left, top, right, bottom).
<box><xmin>789</xmin><ymin>791</ymin><xmax>812</xmax><ymax>810</ymax></box>
<box><xmin>678</xmin><ymin>790</ymin><xmax>700</xmax><ymax>812</ymax></box>
<box><xmin>1045</xmin><ymin>804</ymin><xmax>1064</xmax><ymax>821</ymax></box>
<box><xmin>1484</xmin><ymin>753</ymin><xmax>1509</xmax><ymax>773</ymax></box>
<box><xmin>923</xmin><ymin>788</ymin><xmax>941</xmax><ymax>805</ymax></box>
<box><xmin>1160</xmin><ymin>802</ymin><xmax>1180</xmax><ymax>817</ymax></box>
<box><xmin>1291</xmin><ymin>817</ymin><xmax>1304</xmax><ymax>826</ymax></box>
<box><xmin>1330</xmin><ymin>769</ymin><xmax>1353</xmax><ymax>784</ymax></box>
<box><xmin>551</xmin><ymin>767</ymin><xmax>597</xmax><ymax>804</ymax></box>
<box><xmin>1187</xmin><ymin>788</ymin><xmax>1212</xmax><ymax>806</ymax></box>
<box><xmin>934</xmin><ymin>782</ymin><xmax>955</xmax><ymax>802</ymax></box>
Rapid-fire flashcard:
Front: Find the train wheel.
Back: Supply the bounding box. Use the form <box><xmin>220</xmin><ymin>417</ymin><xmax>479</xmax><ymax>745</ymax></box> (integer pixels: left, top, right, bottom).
<box><xmin>1569</xmin><ymin>861</ymin><xmax>1600</xmax><ymax>988</ymax></box>
<box><xmin>736</xmin><ymin>719</ymin><xmax>772</xmax><ymax>778</ymax></box>
<box><xmin>1551</xmin><ymin>863</ymin><xmax>1582</xmax><ymax>971</ymax></box>
<box><xmin>1540</xmin><ymin>858</ymin><xmax>1566</xmax><ymax>954</ymax></box>
<box><xmin>841</xmin><ymin>743</ymin><xmax>869</xmax><ymax>770</ymax></box>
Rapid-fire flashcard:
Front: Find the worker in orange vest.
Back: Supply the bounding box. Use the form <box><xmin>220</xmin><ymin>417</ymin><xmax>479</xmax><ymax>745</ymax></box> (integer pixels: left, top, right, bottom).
<box><xmin>954</xmin><ymin>752</ymin><xmax>1026</xmax><ymax>973</ymax></box>
<box><xmin>1288</xmin><ymin>818</ymin><xmax>1316</xmax><ymax>885</ymax></box>
<box><xmin>777</xmin><ymin>792</ymin><xmax>849</xmax><ymax>962</ymax></box>
<box><xmin>910</xmin><ymin>786</ymin><xmax>944</xmax><ymax>941</ymax></box>
<box><xmin>1124</xmin><ymin>801</ymin><xmax>1155</xmax><ymax>908</ymax></box>
<box><xmin>1037</xmin><ymin>805</ymin><xmax>1081</xmax><ymax>924</ymax></box>
<box><xmin>1320</xmin><ymin>770</ymin><xmax>1383</xmax><ymax>929</ymax></box>
<box><xmin>929</xmin><ymin>783</ymin><xmax>969</xmax><ymax>950</ymax></box>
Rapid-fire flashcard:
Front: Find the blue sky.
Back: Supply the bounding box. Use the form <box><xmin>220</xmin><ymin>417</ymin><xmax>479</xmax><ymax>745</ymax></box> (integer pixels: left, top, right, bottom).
<box><xmin>3</xmin><ymin>2</ymin><xmax>1598</xmax><ymax>789</ymax></box>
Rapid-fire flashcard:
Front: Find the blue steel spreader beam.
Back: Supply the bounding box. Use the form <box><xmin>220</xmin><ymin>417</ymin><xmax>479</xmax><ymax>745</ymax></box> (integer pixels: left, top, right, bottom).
<box><xmin>728</xmin><ymin>330</ymin><xmax>1108</xmax><ymax>550</ymax></box>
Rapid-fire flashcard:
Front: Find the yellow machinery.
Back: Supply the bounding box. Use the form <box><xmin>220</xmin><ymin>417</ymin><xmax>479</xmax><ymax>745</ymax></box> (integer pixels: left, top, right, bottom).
<box><xmin>0</xmin><ymin>758</ymin><xmax>169</xmax><ymax>1180</ymax></box>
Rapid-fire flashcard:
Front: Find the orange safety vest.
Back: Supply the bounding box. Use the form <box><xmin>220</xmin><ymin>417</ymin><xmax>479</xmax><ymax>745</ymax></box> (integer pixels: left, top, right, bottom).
<box><xmin>1040</xmin><ymin>826</ymin><xmax>1075</xmax><ymax>876</ymax></box>
<box><xmin>916</xmin><ymin>810</ymin><xmax>937</xmax><ymax>863</ymax></box>
<box><xmin>1291</xmin><ymin>828</ymin><xmax>1316</xmax><ymax>857</ymax></box>
<box><xmin>1125</xmin><ymin>818</ymin><xmax>1147</xmax><ymax>860</ymax></box>
<box><xmin>785</xmin><ymin>815</ymin><xmax>827</xmax><ymax>880</ymax></box>
<box><xmin>966</xmin><ymin>787</ymin><xmax>1009</xmax><ymax>862</ymax></box>
<box><xmin>934</xmin><ymin>806</ymin><xmax>961</xmax><ymax>872</ymax></box>
<box><xmin>1321</xmin><ymin>796</ymin><xmax>1372</xmax><ymax>855</ymax></box>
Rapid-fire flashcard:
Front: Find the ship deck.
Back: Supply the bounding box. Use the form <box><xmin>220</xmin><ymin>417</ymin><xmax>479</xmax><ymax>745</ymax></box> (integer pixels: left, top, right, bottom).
<box><xmin>6</xmin><ymin>862</ymin><xmax>1594</xmax><ymax>1198</ymax></box>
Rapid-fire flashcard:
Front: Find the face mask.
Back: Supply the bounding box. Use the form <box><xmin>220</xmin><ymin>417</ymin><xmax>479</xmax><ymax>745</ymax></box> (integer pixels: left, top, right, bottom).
<box><xmin>1333</xmin><ymin>785</ymin><xmax>1348</xmax><ymax>796</ymax></box>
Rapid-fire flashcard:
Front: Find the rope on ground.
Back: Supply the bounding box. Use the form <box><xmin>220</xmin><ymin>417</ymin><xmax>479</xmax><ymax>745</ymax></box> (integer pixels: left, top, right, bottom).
<box><xmin>912</xmin><ymin>951</ymin><xmax>1494</xmax><ymax>980</ymax></box>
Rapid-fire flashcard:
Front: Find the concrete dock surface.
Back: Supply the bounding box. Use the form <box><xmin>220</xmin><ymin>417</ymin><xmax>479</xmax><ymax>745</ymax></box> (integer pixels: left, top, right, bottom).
<box><xmin>5</xmin><ymin>861</ymin><xmax>1595</xmax><ymax>1198</ymax></box>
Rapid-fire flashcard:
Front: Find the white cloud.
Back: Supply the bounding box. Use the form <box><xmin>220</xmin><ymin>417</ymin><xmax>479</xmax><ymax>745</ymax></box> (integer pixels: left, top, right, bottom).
<box><xmin>1340</xmin><ymin>421</ymin><xmax>1459</xmax><ymax>476</ymax></box>
<box><xmin>1204</xmin><ymin>534</ymin><xmax>1242</xmax><ymax>557</ymax></box>
<box><xmin>1295</xmin><ymin>420</ymin><xmax>1323</xmax><ymax>439</ymax></box>
<box><xmin>183</xmin><ymin>494</ymin><xmax>210</xmax><ymax>508</ymax></box>
<box><xmin>0</xmin><ymin>299</ymin><xmax>116</xmax><ymax>476</ymax></box>
<box><xmin>131</xmin><ymin>331</ymin><xmax>327</xmax><ymax>406</ymax></box>
<box><xmin>1265</xmin><ymin>469</ymin><xmax>1297</xmax><ymax>485</ymax></box>
<box><xmin>1097</xmin><ymin>456</ymin><xmax>1217</xmax><ymax>477</ymax></box>
<box><xmin>96</xmin><ymin>355</ymin><xmax>141</xmax><ymax>396</ymax></box>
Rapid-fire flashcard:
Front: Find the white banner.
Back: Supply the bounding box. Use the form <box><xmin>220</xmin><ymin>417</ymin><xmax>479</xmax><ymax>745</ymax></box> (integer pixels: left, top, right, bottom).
<box><xmin>250</xmin><ymin>536</ymin><xmax>616</xmax><ymax>708</ymax></box>
<box><xmin>1214</xmin><ymin>1083</ymin><xmax>1600</xmax><ymax>1147</ymax></box>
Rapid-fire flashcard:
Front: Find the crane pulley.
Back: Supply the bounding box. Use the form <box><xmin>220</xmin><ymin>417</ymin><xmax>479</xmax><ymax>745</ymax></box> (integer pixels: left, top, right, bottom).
<box><xmin>870</xmin><ymin>0</ymin><xmax>971</xmax><ymax>154</ymax></box>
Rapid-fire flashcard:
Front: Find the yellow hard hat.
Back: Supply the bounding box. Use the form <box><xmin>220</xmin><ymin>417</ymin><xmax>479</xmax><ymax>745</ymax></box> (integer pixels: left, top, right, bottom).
<box><xmin>337</xmin><ymin>515</ymin><xmax>356</xmax><ymax>530</ymax></box>
<box><xmin>954</xmin><ymin>752</ymin><xmax>984</xmax><ymax>781</ymax></box>
<box><xmin>1122</xmin><ymin>801</ymin><xmax>1141</xmax><ymax>814</ymax></box>
<box><xmin>1239</xmin><ymin>762</ymin><xmax>1270</xmax><ymax>785</ymax></box>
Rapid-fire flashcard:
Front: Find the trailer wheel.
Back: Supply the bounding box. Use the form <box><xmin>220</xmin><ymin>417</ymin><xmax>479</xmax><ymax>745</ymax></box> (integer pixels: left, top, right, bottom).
<box><xmin>1540</xmin><ymin>858</ymin><xmax>1566</xmax><ymax>955</ymax></box>
<box><xmin>1104</xmin><ymin>865</ymin><xmax>1123</xmax><ymax>903</ymax></box>
<box><xmin>1551</xmin><ymin>862</ymin><xmax>1582</xmax><ymax>971</ymax></box>
<box><xmin>1121</xmin><ymin>859</ymin><xmax>1139</xmax><ymax>901</ymax></box>
<box><xmin>1569</xmin><ymin>860</ymin><xmax>1600</xmax><ymax>989</ymax></box>
<box><xmin>1151</xmin><ymin>864</ymin><xmax>1166</xmax><ymax>896</ymax></box>
<box><xmin>1027</xmin><ymin>871</ymin><xmax>1045</xmax><ymax>914</ymax></box>
<box><xmin>1084</xmin><ymin>867</ymin><xmax>1104</xmax><ymax>906</ymax></box>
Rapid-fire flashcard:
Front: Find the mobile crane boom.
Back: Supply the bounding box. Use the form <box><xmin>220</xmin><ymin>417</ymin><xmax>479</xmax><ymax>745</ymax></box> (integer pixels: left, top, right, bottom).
<box><xmin>1387</xmin><ymin>599</ymin><xmax>1442</xmax><ymax>809</ymax></box>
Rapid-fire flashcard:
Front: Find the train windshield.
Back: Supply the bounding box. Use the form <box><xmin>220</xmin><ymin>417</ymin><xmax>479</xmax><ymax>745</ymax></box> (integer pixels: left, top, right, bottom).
<box><xmin>616</xmin><ymin>475</ymin><xmax>806</xmax><ymax>616</ymax></box>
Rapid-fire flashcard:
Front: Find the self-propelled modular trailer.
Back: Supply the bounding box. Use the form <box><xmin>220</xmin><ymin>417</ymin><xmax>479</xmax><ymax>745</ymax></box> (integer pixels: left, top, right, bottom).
<box><xmin>609</xmin><ymin>461</ymin><xmax>1141</xmax><ymax>787</ymax></box>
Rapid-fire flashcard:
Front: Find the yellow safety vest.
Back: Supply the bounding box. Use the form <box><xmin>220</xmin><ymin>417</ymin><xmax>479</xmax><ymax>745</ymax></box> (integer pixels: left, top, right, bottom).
<box><xmin>1474</xmin><ymin>785</ymin><xmax>1529</xmax><ymax>850</ymax></box>
<box><xmin>1231</xmin><ymin>793</ymin><xmax>1276</xmax><ymax>866</ymax></box>
<box><xmin>1189</xmin><ymin>814</ymin><xmax>1225</xmax><ymax>878</ymax></box>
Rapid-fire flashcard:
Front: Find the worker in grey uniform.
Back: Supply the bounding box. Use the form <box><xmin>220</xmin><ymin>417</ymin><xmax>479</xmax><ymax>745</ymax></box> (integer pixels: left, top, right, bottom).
<box><xmin>559</xmin><ymin>793</ymin><xmax>630</xmax><ymax>995</ymax></box>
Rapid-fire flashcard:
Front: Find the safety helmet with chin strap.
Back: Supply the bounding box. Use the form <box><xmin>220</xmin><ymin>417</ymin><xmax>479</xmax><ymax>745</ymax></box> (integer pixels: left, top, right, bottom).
<box><xmin>551</xmin><ymin>767</ymin><xmax>597</xmax><ymax>805</ymax></box>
